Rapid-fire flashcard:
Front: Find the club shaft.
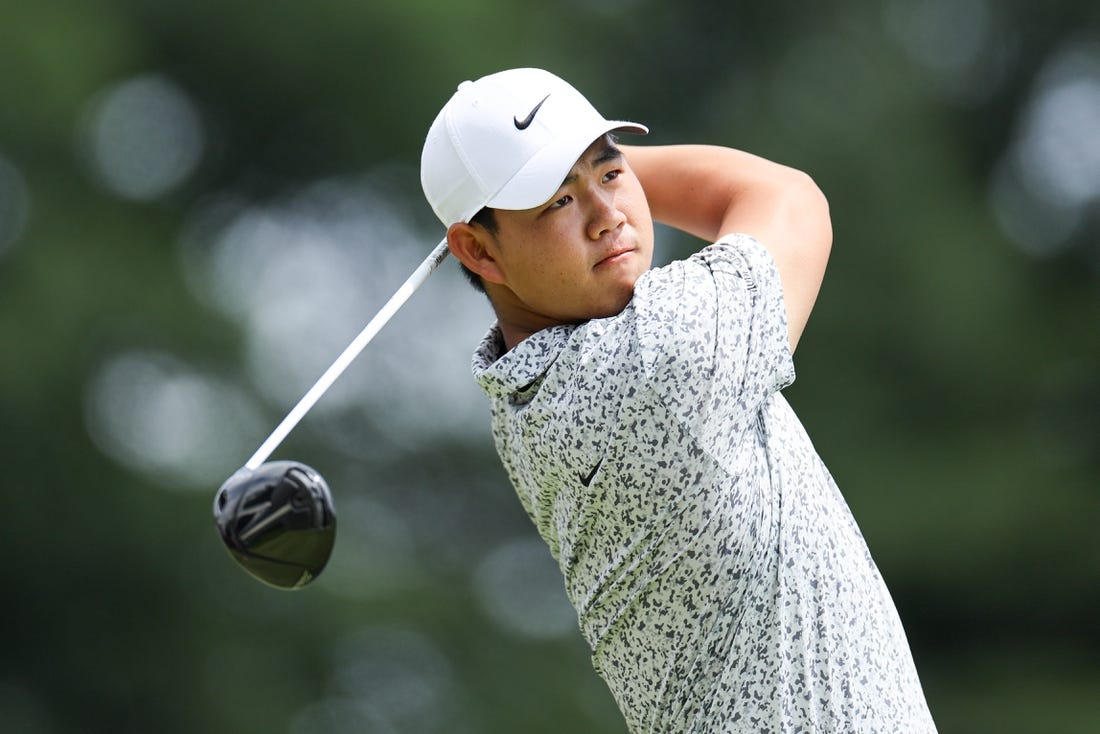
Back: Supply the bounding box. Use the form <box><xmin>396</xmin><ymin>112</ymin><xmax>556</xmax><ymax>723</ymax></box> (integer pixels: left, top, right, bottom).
<box><xmin>244</xmin><ymin>239</ymin><xmax>450</xmax><ymax>471</ymax></box>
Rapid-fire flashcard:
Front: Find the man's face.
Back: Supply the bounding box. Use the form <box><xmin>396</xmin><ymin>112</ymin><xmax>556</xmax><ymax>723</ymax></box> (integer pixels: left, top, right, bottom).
<box><xmin>481</xmin><ymin>137</ymin><xmax>655</xmax><ymax>328</ymax></box>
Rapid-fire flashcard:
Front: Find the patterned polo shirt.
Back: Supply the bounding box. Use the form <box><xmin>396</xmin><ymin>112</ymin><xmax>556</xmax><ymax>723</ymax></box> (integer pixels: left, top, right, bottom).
<box><xmin>472</xmin><ymin>235</ymin><xmax>937</xmax><ymax>733</ymax></box>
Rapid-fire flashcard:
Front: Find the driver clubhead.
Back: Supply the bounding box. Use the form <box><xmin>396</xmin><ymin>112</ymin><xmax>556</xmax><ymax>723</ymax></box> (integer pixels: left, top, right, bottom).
<box><xmin>213</xmin><ymin>461</ymin><xmax>336</xmax><ymax>589</ymax></box>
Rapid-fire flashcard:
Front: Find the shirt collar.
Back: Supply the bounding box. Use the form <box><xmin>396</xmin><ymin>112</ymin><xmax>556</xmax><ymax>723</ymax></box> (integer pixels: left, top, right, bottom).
<box><xmin>472</xmin><ymin>323</ymin><xmax>577</xmax><ymax>398</ymax></box>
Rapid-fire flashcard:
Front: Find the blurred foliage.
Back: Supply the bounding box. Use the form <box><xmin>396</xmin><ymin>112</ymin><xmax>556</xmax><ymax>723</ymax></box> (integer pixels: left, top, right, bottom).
<box><xmin>1</xmin><ymin>0</ymin><xmax>1098</xmax><ymax>732</ymax></box>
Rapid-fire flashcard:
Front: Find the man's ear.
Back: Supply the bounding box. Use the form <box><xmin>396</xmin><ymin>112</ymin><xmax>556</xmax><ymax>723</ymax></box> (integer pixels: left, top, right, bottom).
<box><xmin>446</xmin><ymin>223</ymin><xmax>506</xmax><ymax>285</ymax></box>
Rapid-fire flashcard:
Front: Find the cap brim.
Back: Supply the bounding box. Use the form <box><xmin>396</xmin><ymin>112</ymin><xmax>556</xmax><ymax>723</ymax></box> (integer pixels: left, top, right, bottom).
<box><xmin>480</xmin><ymin>120</ymin><xmax>648</xmax><ymax>216</ymax></box>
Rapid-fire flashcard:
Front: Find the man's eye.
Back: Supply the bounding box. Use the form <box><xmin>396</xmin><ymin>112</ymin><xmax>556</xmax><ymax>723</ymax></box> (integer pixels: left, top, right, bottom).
<box><xmin>604</xmin><ymin>169</ymin><xmax>621</xmax><ymax>183</ymax></box>
<box><xmin>548</xmin><ymin>195</ymin><xmax>572</xmax><ymax>210</ymax></box>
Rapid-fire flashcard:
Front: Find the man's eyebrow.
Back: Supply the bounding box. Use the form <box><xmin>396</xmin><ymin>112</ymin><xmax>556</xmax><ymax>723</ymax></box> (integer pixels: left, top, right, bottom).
<box><xmin>560</xmin><ymin>141</ymin><xmax>624</xmax><ymax>186</ymax></box>
<box><xmin>592</xmin><ymin>141</ymin><xmax>623</xmax><ymax>166</ymax></box>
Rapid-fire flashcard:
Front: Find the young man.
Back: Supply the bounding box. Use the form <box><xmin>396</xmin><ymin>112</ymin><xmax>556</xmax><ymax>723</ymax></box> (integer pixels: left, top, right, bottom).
<box><xmin>421</xmin><ymin>68</ymin><xmax>937</xmax><ymax>733</ymax></box>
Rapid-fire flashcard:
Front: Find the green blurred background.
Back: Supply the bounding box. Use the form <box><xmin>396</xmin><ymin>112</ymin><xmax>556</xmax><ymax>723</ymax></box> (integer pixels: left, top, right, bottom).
<box><xmin>2</xmin><ymin>0</ymin><xmax>1098</xmax><ymax>732</ymax></box>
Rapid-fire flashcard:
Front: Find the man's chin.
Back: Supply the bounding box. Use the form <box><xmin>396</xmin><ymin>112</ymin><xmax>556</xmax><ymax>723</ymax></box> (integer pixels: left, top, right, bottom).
<box><xmin>589</xmin><ymin>286</ymin><xmax>639</xmax><ymax>320</ymax></box>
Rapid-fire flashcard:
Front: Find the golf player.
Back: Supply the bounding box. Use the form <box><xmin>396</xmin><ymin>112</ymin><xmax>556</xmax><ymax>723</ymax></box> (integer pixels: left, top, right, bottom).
<box><xmin>421</xmin><ymin>68</ymin><xmax>937</xmax><ymax>733</ymax></box>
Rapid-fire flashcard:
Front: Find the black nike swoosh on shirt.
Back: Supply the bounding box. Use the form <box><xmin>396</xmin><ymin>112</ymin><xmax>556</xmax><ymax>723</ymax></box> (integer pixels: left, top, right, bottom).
<box><xmin>579</xmin><ymin>456</ymin><xmax>604</xmax><ymax>487</ymax></box>
<box><xmin>514</xmin><ymin>95</ymin><xmax>550</xmax><ymax>130</ymax></box>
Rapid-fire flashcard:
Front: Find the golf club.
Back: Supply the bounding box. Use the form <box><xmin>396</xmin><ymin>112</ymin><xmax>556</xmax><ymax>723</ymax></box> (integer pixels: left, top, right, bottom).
<box><xmin>213</xmin><ymin>238</ymin><xmax>450</xmax><ymax>589</ymax></box>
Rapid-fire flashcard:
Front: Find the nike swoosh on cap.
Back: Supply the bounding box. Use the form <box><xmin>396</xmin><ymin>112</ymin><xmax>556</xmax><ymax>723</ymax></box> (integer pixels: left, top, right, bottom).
<box><xmin>514</xmin><ymin>94</ymin><xmax>550</xmax><ymax>130</ymax></box>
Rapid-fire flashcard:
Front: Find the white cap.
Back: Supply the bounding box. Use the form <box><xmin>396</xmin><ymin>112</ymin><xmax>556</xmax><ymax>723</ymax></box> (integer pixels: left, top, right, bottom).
<box><xmin>420</xmin><ymin>68</ymin><xmax>647</xmax><ymax>227</ymax></box>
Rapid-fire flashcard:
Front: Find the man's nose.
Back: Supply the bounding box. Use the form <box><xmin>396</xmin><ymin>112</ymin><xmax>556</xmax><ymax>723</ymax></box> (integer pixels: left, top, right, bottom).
<box><xmin>587</xmin><ymin>190</ymin><xmax>625</xmax><ymax>240</ymax></box>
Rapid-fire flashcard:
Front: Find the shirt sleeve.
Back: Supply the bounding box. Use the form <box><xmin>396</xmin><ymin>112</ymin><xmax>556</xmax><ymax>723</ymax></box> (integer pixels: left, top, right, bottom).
<box><xmin>632</xmin><ymin>233</ymin><xmax>796</xmax><ymax>453</ymax></box>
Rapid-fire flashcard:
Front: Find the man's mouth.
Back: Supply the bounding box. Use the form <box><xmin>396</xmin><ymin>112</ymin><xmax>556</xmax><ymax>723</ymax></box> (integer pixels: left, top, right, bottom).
<box><xmin>595</xmin><ymin>247</ymin><xmax>634</xmax><ymax>268</ymax></box>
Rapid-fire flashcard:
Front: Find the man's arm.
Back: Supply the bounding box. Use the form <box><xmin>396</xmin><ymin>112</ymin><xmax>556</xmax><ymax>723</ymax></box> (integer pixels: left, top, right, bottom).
<box><xmin>622</xmin><ymin>144</ymin><xmax>832</xmax><ymax>353</ymax></box>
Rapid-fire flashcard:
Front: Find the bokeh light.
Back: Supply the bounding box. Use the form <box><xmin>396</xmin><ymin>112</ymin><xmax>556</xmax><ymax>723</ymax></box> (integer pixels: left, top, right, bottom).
<box><xmin>472</xmin><ymin>536</ymin><xmax>578</xmax><ymax>640</ymax></box>
<box><xmin>83</xmin><ymin>349</ymin><xmax>265</xmax><ymax>488</ymax></box>
<box><xmin>78</xmin><ymin>74</ymin><xmax>205</xmax><ymax>201</ymax></box>
<box><xmin>990</xmin><ymin>39</ymin><xmax>1100</xmax><ymax>258</ymax></box>
<box><xmin>178</xmin><ymin>174</ymin><xmax>490</xmax><ymax>460</ymax></box>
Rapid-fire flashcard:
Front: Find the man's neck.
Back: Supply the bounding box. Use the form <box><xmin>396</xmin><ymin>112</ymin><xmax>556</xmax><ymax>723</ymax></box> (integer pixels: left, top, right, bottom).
<box><xmin>498</xmin><ymin>323</ymin><xmax>528</xmax><ymax>352</ymax></box>
<box><xmin>488</xmin><ymin>288</ymin><xmax>567</xmax><ymax>352</ymax></box>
